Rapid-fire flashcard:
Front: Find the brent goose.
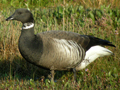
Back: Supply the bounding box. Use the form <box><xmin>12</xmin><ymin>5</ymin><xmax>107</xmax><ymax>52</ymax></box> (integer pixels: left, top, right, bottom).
<box><xmin>6</xmin><ymin>8</ymin><xmax>115</xmax><ymax>82</ymax></box>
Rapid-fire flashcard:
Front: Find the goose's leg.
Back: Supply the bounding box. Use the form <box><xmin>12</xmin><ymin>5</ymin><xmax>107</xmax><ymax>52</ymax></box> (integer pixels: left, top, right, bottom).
<box><xmin>73</xmin><ymin>68</ymin><xmax>77</xmax><ymax>83</ymax></box>
<box><xmin>50</xmin><ymin>70</ymin><xmax>55</xmax><ymax>83</ymax></box>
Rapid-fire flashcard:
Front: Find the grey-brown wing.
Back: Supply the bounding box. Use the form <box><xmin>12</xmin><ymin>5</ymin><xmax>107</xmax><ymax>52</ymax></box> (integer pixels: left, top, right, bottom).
<box><xmin>37</xmin><ymin>30</ymin><xmax>90</xmax><ymax>51</ymax></box>
<box><xmin>37</xmin><ymin>30</ymin><xmax>115</xmax><ymax>51</ymax></box>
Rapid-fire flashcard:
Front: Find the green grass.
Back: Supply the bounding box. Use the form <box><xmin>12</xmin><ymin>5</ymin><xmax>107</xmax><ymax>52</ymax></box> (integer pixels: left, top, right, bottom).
<box><xmin>0</xmin><ymin>0</ymin><xmax>120</xmax><ymax>89</ymax></box>
<box><xmin>0</xmin><ymin>0</ymin><xmax>120</xmax><ymax>9</ymax></box>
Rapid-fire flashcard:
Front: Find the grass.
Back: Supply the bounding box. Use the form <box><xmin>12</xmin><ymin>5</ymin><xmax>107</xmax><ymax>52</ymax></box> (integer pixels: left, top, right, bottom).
<box><xmin>0</xmin><ymin>0</ymin><xmax>120</xmax><ymax>9</ymax></box>
<box><xmin>0</xmin><ymin>0</ymin><xmax>120</xmax><ymax>89</ymax></box>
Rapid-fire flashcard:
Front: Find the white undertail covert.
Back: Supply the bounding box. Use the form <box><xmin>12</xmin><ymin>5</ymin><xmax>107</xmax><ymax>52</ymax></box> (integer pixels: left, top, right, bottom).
<box><xmin>76</xmin><ymin>45</ymin><xmax>113</xmax><ymax>70</ymax></box>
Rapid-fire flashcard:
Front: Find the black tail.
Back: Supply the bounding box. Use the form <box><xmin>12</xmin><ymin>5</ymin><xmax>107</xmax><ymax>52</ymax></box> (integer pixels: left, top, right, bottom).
<box><xmin>97</xmin><ymin>39</ymin><xmax>115</xmax><ymax>47</ymax></box>
<box><xmin>86</xmin><ymin>36</ymin><xmax>115</xmax><ymax>50</ymax></box>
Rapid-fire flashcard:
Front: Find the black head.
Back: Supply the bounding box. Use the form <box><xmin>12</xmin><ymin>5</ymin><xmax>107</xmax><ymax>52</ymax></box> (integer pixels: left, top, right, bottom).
<box><xmin>6</xmin><ymin>8</ymin><xmax>34</xmax><ymax>23</ymax></box>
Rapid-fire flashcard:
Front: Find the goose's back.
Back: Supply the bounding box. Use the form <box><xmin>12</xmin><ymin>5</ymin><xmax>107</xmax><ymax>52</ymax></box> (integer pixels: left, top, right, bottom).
<box><xmin>38</xmin><ymin>30</ymin><xmax>90</xmax><ymax>49</ymax></box>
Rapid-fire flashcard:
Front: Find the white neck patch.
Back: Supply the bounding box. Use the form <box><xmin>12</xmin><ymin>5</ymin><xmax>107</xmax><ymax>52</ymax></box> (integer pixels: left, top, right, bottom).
<box><xmin>22</xmin><ymin>23</ymin><xmax>34</xmax><ymax>29</ymax></box>
<box><xmin>9</xmin><ymin>17</ymin><xmax>14</xmax><ymax>20</ymax></box>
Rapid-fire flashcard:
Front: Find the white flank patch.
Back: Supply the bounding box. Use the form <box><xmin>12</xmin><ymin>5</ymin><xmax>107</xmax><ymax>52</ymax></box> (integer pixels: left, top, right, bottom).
<box><xmin>22</xmin><ymin>23</ymin><xmax>34</xmax><ymax>29</ymax></box>
<box><xmin>53</xmin><ymin>38</ymin><xmax>84</xmax><ymax>66</ymax></box>
<box><xmin>76</xmin><ymin>45</ymin><xmax>113</xmax><ymax>70</ymax></box>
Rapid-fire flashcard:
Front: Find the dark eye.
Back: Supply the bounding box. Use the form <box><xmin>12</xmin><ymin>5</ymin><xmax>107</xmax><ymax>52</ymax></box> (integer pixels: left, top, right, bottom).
<box><xmin>18</xmin><ymin>12</ymin><xmax>22</xmax><ymax>15</ymax></box>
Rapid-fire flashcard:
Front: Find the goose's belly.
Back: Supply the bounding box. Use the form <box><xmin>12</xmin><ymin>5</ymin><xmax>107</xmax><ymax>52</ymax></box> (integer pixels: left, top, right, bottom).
<box><xmin>39</xmin><ymin>38</ymin><xmax>85</xmax><ymax>70</ymax></box>
<box><xmin>39</xmin><ymin>53</ymin><xmax>79</xmax><ymax>70</ymax></box>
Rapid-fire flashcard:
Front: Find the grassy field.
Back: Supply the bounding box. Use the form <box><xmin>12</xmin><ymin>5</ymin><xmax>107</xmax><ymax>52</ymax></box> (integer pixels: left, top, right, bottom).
<box><xmin>0</xmin><ymin>0</ymin><xmax>120</xmax><ymax>89</ymax></box>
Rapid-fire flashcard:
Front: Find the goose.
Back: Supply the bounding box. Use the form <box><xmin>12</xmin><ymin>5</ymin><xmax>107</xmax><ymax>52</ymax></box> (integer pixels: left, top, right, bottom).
<box><xmin>6</xmin><ymin>8</ymin><xmax>115</xmax><ymax>82</ymax></box>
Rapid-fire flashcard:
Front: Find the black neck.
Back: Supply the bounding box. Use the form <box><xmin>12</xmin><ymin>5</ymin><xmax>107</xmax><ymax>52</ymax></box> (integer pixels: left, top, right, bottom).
<box><xmin>21</xmin><ymin>27</ymin><xmax>34</xmax><ymax>39</ymax></box>
<box><xmin>19</xmin><ymin>26</ymin><xmax>43</xmax><ymax>64</ymax></box>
